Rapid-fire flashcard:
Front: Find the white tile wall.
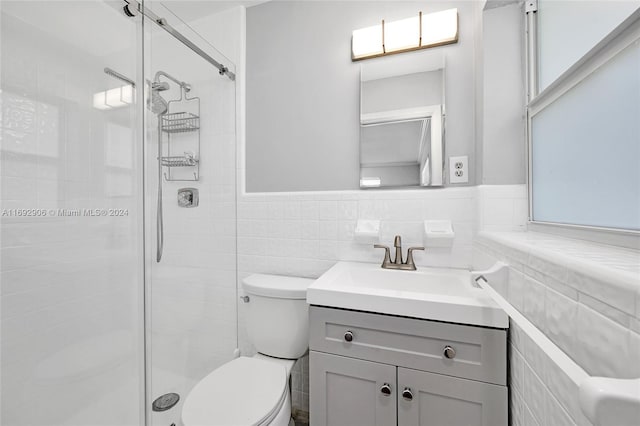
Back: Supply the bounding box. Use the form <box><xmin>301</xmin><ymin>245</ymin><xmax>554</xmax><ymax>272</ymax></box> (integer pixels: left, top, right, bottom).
<box><xmin>473</xmin><ymin>184</ymin><xmax>640</xmax><ymax>425</ymax></box>
<box><xmin>545</xmin><ymin>286</ymin><xmax>578</xmax><ymax>356</ymax></box>
<box><xmin>476</xmin><ymin>235</ymin><xmax>640</xmax><ymax>377</ymax></box>
<box><xmin>575</xmin><ymin>304</ymin><xmax>640</xmax><ymax>378</ymax></box>
<box><xmin>523</xmin><ymin>275</ymin><xmax>547</xmax><ymax>332</ymax></box>
<box><xmin>237</xmin><ymin>187</ymin><xmax>477</xmax><ymax>277</ymax></box>
<box><xmin>475</xmin><ymin>226</ymin><xmax>640</xmax><ymax>425</ymax></box>
<box><xmin>509</xmin><ymin>320</ymin><xmax>594</xmax><ymax>426</ymax></box>
<box><xmin>236</xmin><ymin>186</ymin><xmax>478</xmax><ymax>415</ymax></box>
<box><xmin>233</xmin><ymin>184</ymin><xmax>528</xmax><ymax>416</ymax></box>
<box><xmin>476</xmin><ymin>184</ymin><xmax>528</xmax><ymax>232</ymax></box>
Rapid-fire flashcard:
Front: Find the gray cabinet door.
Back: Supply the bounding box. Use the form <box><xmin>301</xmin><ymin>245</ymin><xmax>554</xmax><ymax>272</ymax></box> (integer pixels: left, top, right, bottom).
<box><xmin>309</xmin><ymin>351</ymin><xmax>397</xmax><ymax>426</ymax></box>
<box><xmin>397</xmin><ymin>367</ymin><xmax>507</xmax><ymax>426</ymax></box>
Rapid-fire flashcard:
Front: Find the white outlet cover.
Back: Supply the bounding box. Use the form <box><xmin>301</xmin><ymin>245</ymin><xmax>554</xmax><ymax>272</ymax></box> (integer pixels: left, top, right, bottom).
<box><xmin>449</xmin><ymin>156</ymin><xmax>468</xmax><ymax>183</ymax></box>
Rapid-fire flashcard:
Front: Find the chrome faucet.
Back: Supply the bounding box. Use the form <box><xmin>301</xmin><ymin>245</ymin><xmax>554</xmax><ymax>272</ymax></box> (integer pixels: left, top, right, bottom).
<box><xmin>374</xmin><ymin>235</ymin><xmax>425</xmax><ymax>270</ymax></box>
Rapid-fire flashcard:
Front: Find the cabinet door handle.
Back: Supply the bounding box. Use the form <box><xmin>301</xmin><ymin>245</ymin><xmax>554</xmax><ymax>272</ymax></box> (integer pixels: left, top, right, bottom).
<box><xmin>443</xmin><ymin>345</ymin><xmax>456</xmax><ymax>359</ymax></box>
<box><xmin>402</xmin><ymin>387</ymin><xmax>413</xmax><ymax>401</ymax></box>
<box><xmin>380</xmin><ymin>383</ymin><xmax>392</xmax><ymax>396</ymax></box>
<box><xmin>344</xmin><ymin>330</ymin><xmax>354</xmax><ymax>342</ymax></box>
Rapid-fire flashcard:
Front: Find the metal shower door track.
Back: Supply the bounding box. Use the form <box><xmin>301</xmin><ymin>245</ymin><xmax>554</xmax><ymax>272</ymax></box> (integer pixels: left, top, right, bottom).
<box><xmin>125</xmin><ymin>0</ymin><xmax>236</xmax><ymax>81</ymax></box>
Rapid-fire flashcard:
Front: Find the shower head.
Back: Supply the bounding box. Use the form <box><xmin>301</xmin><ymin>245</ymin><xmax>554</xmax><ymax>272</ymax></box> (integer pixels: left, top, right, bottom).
<box><xmin>152</xmin><ymin>81</ymin><xmax>170</xmax><ymax>91</ymax></box>
<box><xmin>147</xmin><ymin>82</ymin><xmax>169</xmax><ymax>115</ymax></box>
<box><xmin>149</xmin><ymin>91</ymin><xmax>168</xmax><ymax>115</ymax></box>
<box><xmin>154</xmin><ymin>70</ymin><xmax>191</xmax><ymax>93</ymax></box>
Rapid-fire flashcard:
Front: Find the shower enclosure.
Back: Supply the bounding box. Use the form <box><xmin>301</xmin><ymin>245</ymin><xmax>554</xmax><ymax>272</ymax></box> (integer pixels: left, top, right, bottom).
<box><xmin>0</xmin><ymin>1</ymin><xmax>238</xmax><ymax>425</ymax></box>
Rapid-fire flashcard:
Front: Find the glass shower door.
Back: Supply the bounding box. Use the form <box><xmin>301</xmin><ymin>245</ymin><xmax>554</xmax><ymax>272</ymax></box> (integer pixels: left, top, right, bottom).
<box><xmin>0</xmin><ymin>1</ymin><xmax>146</xmax><ymax>425</ymax></box>
<box><xmin>141</xmin><ymin>3</ymin><xmax>238</xmax><ymax>426</ymax></box>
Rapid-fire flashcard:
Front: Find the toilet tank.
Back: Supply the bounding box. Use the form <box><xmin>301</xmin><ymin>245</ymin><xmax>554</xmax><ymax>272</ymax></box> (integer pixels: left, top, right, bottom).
<box><xmin>242</xmin><ymin>274</ymin><xmax>313</xmax><ymax>359</ymax></box>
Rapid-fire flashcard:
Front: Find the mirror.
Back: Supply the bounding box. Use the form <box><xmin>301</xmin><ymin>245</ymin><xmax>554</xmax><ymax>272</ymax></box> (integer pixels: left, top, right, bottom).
<box><xmin>360</xmin><ymin>57</ymin><xmax>445</xmax><ymax>188</ymax></box>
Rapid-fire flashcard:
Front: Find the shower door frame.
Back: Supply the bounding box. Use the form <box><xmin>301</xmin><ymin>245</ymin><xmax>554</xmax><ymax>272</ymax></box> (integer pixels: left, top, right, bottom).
<box><xmin>138</xmin><ymin>1</ymin><xmax>239</xmax><ymax>424</ymax></box>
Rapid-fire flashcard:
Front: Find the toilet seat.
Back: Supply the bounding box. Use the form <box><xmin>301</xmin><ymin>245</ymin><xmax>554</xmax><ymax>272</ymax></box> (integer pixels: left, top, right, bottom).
<box><xmin>181</xmin><ymin>357</ymin><xmax>288</xmax><ymax>426</ymax></box>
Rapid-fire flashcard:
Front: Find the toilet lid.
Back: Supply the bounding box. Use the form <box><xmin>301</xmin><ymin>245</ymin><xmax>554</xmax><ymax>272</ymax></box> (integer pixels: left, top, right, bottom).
<box><xmin>242</xmin><ymin>274</ymin><xmax>313</xmax><ymax>299</ymax></box>
<box><xmin>182</xmin><ymin>357</ymin><xmax>288</xmax><ymax>426</ymax></box>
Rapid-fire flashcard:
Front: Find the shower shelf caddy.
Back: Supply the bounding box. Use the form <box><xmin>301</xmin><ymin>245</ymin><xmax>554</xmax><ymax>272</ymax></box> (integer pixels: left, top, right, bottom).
<box><xmin>161</xmin><ymin>111</ymin><xmax>201</xmax><ymax>181</ymax></box>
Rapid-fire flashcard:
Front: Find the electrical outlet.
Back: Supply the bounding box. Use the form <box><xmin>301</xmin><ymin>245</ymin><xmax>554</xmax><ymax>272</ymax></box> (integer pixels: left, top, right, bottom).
<box><xmin>449</xmin><ymin>156</ymin><xmax>468</xmax><ymax>184</ymax></box>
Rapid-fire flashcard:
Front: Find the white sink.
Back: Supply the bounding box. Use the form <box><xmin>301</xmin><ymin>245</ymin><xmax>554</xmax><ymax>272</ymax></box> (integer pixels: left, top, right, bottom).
<box><xmin>307</xmin><ymin>261</ymin><xmax>508</xmax><ymax>328</ymax></box>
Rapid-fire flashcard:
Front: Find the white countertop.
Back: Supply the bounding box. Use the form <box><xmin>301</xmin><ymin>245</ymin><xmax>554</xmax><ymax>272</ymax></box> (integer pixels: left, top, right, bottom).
<box><xmin>307</xmin><ymin>261</ymin><xmax>509</xmax><ymax>328</ymax></box>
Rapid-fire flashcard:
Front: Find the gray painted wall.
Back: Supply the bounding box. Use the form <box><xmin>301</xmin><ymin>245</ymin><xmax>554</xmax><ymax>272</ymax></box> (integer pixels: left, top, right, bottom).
<box><xmin>246</xmin><ymin>1</ymin><xmax>480</xmax><ymax>192</ymax></box>
<box><xmin>481</xmin><ymin>3</ymin><xmax>526</xmax><ymax>184</ymax></box>
<box><xmin>362</xmin><ymin>70</ymin><xmax>443</xmax><ymax>114</ymax></box>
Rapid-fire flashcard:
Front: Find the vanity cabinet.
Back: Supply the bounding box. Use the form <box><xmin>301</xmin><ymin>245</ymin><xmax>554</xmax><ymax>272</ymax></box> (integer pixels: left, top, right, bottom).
<box><xmin>310</xmin><ymin>352</ymin><xmax>396</xmax><ymax>426</ymax></box>
<box><xmin>309</xmin><ymin>306</ymin><xmax>508</xmax><ymax>426</ymax></box>
<box><xmin>396</xmin><ymin>367</ymin><xmax>507</xmax><ymax>425</ymax></box>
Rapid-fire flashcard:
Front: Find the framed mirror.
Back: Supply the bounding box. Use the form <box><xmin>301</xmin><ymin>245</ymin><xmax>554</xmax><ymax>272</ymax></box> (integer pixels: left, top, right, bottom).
<box><xmin>359</xmin><ymin>56</ymin><xmax>445</xmax><ymax>188</ymax></box>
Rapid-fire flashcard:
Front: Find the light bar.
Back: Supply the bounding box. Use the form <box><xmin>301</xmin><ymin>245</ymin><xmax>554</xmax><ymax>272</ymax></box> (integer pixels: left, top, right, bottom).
<box><xmin>352</xmin><ymin>8</ymin><xmax>458</xmax><ymax>61</ymax></box>
<box><xmin>352</xmin><ymin>23</ymin><xmax>384</xmax><ymax>60</ymax></box>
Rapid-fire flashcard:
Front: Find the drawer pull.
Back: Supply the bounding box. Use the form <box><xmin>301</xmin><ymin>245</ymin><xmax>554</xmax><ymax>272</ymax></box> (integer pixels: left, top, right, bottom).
<box><xmin>402</xmin><ymin>387</ymin><xmax>413</xmax><ymax>401</ymax></box>
<box><xmin>380</xmin><ymin>383</ymin><xmax>392</xmax><ymax>396</ymax></box>
<box><xmin>344</xmin><ymin>331</ymin><xmax>354</xmax><ymax>342</ymax></box>
<box><xmin>443</xmin><ymin>345</ymin><xmax>456</xmax><ymax>359</ymax></box>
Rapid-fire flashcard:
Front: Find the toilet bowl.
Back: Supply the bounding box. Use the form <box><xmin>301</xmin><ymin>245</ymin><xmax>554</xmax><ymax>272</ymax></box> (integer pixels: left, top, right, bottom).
<box><xmin>181</xmin><ymin>355</ymin><xmax>293</xmax><ymax>426</ymax></box>
<box><xmin>181</xmin><ymin>274</ymin><xmax>313</xmax><ymax>426</ymax></box>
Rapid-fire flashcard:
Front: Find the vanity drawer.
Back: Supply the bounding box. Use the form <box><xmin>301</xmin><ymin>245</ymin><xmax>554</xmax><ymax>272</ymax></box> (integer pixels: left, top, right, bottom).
<box><xmin>309</xmin><ymin>306</ymin><xmax>507</xmax><ymax>386</ymax></box>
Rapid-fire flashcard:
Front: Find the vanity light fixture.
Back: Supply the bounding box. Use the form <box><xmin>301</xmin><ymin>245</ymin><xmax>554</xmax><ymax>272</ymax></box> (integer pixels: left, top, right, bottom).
<box><xmin>351</xmin><ymin>8</ymin><xmax>458</xmax><ymax>61</ymax></box>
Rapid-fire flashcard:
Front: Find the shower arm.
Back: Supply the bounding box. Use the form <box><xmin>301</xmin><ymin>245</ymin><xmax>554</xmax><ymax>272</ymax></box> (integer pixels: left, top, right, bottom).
<box><xmin>154</xmin><ymin>71</ymin><xmax>190</xmax><ymax>92</ymax></box>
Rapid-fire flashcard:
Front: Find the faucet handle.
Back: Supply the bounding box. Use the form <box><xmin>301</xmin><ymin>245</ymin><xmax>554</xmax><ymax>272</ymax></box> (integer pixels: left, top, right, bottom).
<box><xmin>374</xmin><ymin>244</ymin><xmax>390</xmax><ymax>254</ymax></box>
<box><xmin>405</xmin><ymin>246</ymin><xmax>425</xmax><ymax>270</ymax></box>
<box><xmin>394</xmin><ymin>235</ymin><xmax>402</xmax><ymax>247</ymax></box>
<box><xmin>374</xmin><ymin>244</ymin><xmax>392</xmax><ymax>268</ymax></box>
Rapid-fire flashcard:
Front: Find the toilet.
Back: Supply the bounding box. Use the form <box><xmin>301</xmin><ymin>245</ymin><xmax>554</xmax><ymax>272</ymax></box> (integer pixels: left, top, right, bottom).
<box><xmin>181</xmin><ymin>274</ymin><xmax>313</xmax><ymax>426</ymax></box>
